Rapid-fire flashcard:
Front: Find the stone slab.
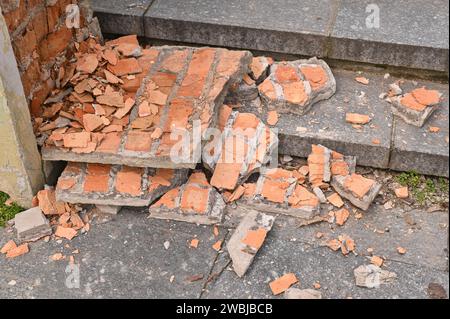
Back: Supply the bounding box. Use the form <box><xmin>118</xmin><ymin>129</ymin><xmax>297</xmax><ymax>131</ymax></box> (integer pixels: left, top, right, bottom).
<box><xmin>329</xmin><ymin>0</ymin><xmax>449</xmax><ymax>72</ymax></box>
<box><xmin>91</xmin><ymin>0</ymin><xmax>154</xmax><ymax>36</ymax></box>
<box><xmin>241</xmin><ymin>69</ymin><xmax>393</xmax><ymax>168</ymax></box>
<box><xmin>389</xmin><ymin>80</ymin><xmax>449</xmax><ymax>177</ymax></box>
<box><xmin>144</xmin><ymin>0</ymin><xmax>332</xmax><ymax>57</ymax></box>
<box><xmin>14</xmin><ymin>207</ymin><xmax>52</xmax><ymax>242</ymax></box>
<box><xmin>93</xmin><ymin>0</ymin><xmax>449</xmax><ymax>72</ymax></box>
<box><xmin>56</xmin><ymin>162</ymin><xmax>189</xmax><ymax>207</ymax></box>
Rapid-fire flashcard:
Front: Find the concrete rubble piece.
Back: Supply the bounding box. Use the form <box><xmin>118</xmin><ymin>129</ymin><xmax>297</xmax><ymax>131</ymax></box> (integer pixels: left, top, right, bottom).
<box><xmin>388</xmin><ymin>87</ymin><xmax>443</xmax><ymax>127</ymax></box>
<box><xmin>204</xmin><ymin>105</ymin><xmax>278</xmax><ymax>191</ymax></box>
<box><xmin>149</xmin><ymin>172</ymin><xmax>226</xmax><ymax>225</ymax></box>
<box><xmin>55</xmin><ymin>162</ymin><xmax>188</xmax><ymax>206</ymax></box>
<box><xmin>13</xmin><ymin>207</ymin><xmax>52</xmax><ymax>242</ymax></box>
<box><xmin>227</xmin><ymin>210</ymin><xmax>275</xmax><ymax>277</ymax></box>
<box><xmin>258</xmin><ymin>57</ymin><xmax>336</xmax><ymax>116</ymax></box>
<box><xmin>354</xmin><ymin>264</ymin><xmax>397</xmax><ymax>289</ymax></box>
<box><xmin>39</xmin><ymin>36</ymin><xmax>253</xmax><ymax>169</ymax></box>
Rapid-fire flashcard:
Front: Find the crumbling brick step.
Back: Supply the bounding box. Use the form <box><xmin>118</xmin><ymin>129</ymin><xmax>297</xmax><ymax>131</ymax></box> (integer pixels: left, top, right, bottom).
<box><xmin>56</xmin><ymin>162</ymin><xmax>189</xmax><ymax>206</ymax></box>
<box><xmin>42</xmin><ymin>45</ymin><xmax>252</xmax><ymax>169</ymax></box>
<box><xmin>149</xmin><ymin>172</ymin><xmax>226</xmax><ymax>225</ymax></box>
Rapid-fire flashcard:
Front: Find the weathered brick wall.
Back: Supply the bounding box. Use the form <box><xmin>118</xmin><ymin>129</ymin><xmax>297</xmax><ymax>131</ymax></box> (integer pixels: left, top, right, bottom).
<box><xmin>0</xmin><ymin>0</ymin><xmax>99</xmax><ymax>116</ymax></box>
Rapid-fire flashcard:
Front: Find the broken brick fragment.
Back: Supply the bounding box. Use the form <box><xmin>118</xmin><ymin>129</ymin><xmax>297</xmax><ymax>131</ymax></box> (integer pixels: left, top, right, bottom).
<box><xmin>1</xmin><ymin>240</ymin><xmax>17</xmax><ymax>254</ymax></box>
<box><xmin>227</xmin><ymin>210</ymin><xmax>275</xmax><ymax>277</ymax></box>
<box><xmin>55</xmin><ymin>226</ymin><xmax>77</xmax><ymax>240</ymax></box>
<box><xmin>56</xmin><ymin>163</ymin><xmax>188</xmax><ymax>207</ymax></box>
<box><xmin>206</xmin><ymin>108</ymin><xmax>277</xmax><ymax>191</ymax></box>
<box><xmin>331</xmin><ymin>174</ymin><xmax>381</xmax><ymax>211</ymax></box>
<box><xmin>345</xmin><ymin>113</ymin><xmax>371</xmax><ymax>125</ymax></box>
<box><xmin>249</xmin><ymin>56</ymin><xmax>273</xmax><ymax>83</ymax></box>
<box><xmin>327</xmin><ymin>193</ymin><xmax>344</xmax><ymax>208</ymax></box>
<box><xmin>394</xmin><ymin>186</ymin><xmax>409</xmax><ymax>199</ymax></box>
<box><xmin>269</xmin><ymin>273</ymin><xmax>299</xmax><ymax>295</ymax></box>
<box><xmin>6</xmin><ymin>243</ymin><xmax>29</xmax><ymax>258</ymax></box>
<box><xmin>258</xmin><ymin>57</ymin><xmax>336</xmax><ymax>116</ymax></box>
<box><xmin>389</xmin><ymin>87</ymin><xmax>443</xmax><ymax>127</ymax></box>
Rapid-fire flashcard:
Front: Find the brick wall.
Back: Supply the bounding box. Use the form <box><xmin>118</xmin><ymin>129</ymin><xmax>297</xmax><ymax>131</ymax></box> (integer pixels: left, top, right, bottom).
<box><xmin>0</xmin><ymin>0</ymin><xmax>100</xmax><ymax>117</ymax></box>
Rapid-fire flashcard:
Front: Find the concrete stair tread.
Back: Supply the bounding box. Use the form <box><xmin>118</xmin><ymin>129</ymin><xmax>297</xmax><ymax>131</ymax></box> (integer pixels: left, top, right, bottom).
<box><xmin>91</xmin><ymin>0</ymin><xmax>449</xmax><ymax>72</ymax></box>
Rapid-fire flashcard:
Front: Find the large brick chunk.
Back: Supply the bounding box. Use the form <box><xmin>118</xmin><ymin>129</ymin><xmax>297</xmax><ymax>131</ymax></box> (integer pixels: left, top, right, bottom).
<box><xmin>149</xmin><ymin>171</ymin><xmax>225</xmax><ymax>225</ymax></box>
<box><xmin>41</xmin><ymin>45</ymin><xmax>253</xmax><ymax>169</ymax></box>
<box><xmin>56</xmin><ymin>162</ymin><xmax>189</xmax><ymax>206</ymax></box>
<box><xmin>258</xmin><ymin>57</ymin><xmax>336</xmax><ymax>116</ymax></box>
<box><xmin>205</xmin><ymin>107</ymin><xmax>278</xmax><ymax>191</ymax></box>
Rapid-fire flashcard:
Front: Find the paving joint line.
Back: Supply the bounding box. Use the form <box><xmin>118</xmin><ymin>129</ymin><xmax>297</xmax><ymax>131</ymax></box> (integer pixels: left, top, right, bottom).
<box><xmin>199</xmin><ymin>229</ymin><xmax>231</xmax><ymax>299</ymax></box>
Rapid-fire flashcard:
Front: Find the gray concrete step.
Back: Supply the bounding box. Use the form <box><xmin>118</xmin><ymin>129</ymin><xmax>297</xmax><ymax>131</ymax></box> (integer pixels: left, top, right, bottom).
<box><xmin>239</xmin><ymin>67</ymin><xmax>449</xmax><ymax>177</ymax></box>
<box><xmin>91</xmin><ymin>0</ymin><xmax>449</xmax><ymax>73</ymax></box>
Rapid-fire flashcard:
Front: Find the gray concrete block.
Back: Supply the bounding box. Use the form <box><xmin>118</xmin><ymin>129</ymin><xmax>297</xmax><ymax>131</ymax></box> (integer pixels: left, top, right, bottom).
<box><xmin>149</xmin><ymin>172</ymin><xmax>226</xmax><ymax>225</ymax></box>
<box><xmin>226</xmin><ymin>210</ymin><xmax>275</xmax><ymax>277</ymax></box>
<box><xmin>329</xmin><ymin>0</ymin><xmax>449</xmax><ymax>72</ymax></box>
<box><xmin>14</xmin><ymin>207</ymin><xmax>52</xmax><ymax>242</ymax></box>
<box><xmin>91</xmin><ymin>0</ymin><xmax>154</xmax><ymax>36</ymax></box>
<box><xmin>144</xmin><ymin>0</ymin><xmax>332</xmax><ymax>57</ymax></box>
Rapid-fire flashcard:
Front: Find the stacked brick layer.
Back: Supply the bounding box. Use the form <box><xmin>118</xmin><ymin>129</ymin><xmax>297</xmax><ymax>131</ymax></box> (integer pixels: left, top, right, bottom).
<box><xmin>42</xmin><ymin>45</ymin><xmax>253</xmax><ymax>168</ymax></box>
<box><xmin>56</xmin><ymin>162</ymin><xmax>189</xmax><ymax>206</ymax></box>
